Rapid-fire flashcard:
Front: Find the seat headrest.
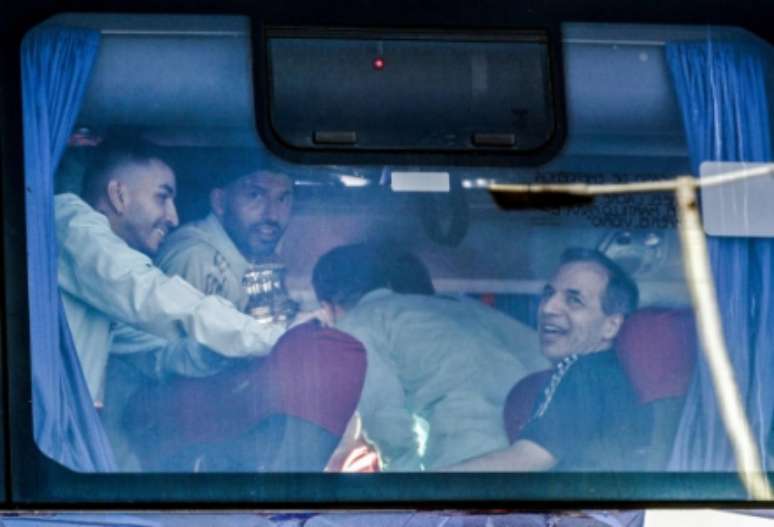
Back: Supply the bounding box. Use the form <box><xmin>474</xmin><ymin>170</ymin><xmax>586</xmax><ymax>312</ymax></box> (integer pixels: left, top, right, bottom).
<box><xmin>616</xmin><ymin>307</ymin><xmax>697</xmax><ymax>404</ymax></box>
<box><xmin>502</xmin><ymin>369</ymin><xmax>553</xmax><ymax>443</ymax></box>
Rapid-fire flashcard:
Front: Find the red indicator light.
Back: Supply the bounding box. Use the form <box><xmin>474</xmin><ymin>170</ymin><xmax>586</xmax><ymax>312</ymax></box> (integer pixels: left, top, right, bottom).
<box><xmin>372</xmin><ymin>57</ymin><xmax>385</xmax><ymax>71</ymax></box>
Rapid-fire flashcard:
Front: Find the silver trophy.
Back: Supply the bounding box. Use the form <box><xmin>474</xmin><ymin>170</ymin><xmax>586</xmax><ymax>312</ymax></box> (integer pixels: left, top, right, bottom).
<box><xmin>242</xmin><ymin>263</ymin><xmax>299</xmax><ymax>324</ymax></box>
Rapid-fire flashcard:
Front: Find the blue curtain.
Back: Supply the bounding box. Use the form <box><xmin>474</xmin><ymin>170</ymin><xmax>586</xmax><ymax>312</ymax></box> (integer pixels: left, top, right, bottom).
<box><xmin>665</xmin><ymin>39</ymin><xmax>774</xmax><ymax>471</ymax></box>
<box><xmin>22</xmin><ymin>25</ymin><xmax>116</xmax><ymax>471</ymax></box>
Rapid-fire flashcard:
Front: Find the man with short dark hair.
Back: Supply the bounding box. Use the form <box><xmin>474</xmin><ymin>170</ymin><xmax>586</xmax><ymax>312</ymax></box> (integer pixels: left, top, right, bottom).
<box><xmin>448</xmin><ymin>247</ymin><xmax>646</xmax><ymax>471</ymax></box>
<box><xmin>156</xmin><ymin>163</ymin><xmax>293</xmax><ymax>309</ymax></box>
<box><xmin>106</xmin><ymin>158</ymin><xmax>296</xmax><ymax>384</ymax></box>
<box><xmin>56</xmin><ymin>141</ymin><xmax>285</xmax><ymax>406</ymax></box>
<box><xmin>80</xmin><ymin>140</ymin><xmax>179</xmax><ymax>257</ymax></box>
<box><xmin>312</xmin><ymin>243</ymin><xmax>549</xmax><ymax>471</ymax></box>
<box><xmin>102</xmin><ymin>154</ymin><xmax>298</xmax><ymax>469</ymax></box>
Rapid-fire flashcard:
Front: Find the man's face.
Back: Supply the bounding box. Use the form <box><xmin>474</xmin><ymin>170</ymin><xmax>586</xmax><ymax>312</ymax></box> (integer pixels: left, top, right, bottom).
<box><xmin>113</xmin><ymin>159</ymin><xmax>179</xmax><ymax>256</ymax></box>
<box><xmin>538</xmin><ymin>261</ymin><xmax>622</xmax><ymax>361</ymax></box>
<box><xmin>213</xmin><ymin>171</ymin><xmax>293</xmax><ymax>261</ymax></box>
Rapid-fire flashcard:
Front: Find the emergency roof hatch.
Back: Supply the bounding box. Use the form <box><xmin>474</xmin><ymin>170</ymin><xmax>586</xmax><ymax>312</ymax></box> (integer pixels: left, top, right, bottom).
<box><xmin>265</xmin><ymin>27</ymin><xmax>558</xmax><ymax>155</ymax></box>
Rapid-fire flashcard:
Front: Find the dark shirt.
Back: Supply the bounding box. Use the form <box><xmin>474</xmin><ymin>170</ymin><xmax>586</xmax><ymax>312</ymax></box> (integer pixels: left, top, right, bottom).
<box><xmin>518</xmin><ymin>350</ymin><xmax>649</xmax><ymax>471</ymax></box>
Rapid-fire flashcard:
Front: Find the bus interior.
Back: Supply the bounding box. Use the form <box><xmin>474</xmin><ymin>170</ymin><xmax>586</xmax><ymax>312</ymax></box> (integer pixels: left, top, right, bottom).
<box><xmin>4</xmin><ymin>6</ymin><xmax>774</xmax><ymax>511</ymax></box>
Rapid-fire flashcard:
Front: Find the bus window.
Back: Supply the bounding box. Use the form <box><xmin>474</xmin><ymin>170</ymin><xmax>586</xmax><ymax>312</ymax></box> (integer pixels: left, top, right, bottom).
<box><xmin>7</xmin><ymin>11</ymin><xmax>774</xmax><ymax>503</ymax></box>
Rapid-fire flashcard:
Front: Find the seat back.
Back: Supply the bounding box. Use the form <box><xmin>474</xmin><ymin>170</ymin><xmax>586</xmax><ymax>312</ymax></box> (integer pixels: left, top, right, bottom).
<box><xmin>502</xmin><ymin>369</ymin><xmax>553</xmax><ymax>443</ymax></box>
<box><xmin>124</xmin><ymin>320</ymin><xmax>367</xmax><ymax>471</ymax></box>
<box><xmin>615</xmin><ymin>307</ymin><xmax>698</xmax><ymax>469</ymax></box>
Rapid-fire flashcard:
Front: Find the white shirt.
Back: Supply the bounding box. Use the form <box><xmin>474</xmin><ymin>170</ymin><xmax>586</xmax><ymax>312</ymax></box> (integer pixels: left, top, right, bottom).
<box><xmin>109</xmin><ymin>212</ymin><xmax>268</xmax><ymax>374</ymax></box>
<box><xmin>56</xmin><ymin>193</ymin><xmax>284</xmax><ymax>401</ymax></box>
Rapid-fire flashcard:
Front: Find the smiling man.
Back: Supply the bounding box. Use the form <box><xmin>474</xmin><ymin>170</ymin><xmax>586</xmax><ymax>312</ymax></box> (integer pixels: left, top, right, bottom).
<box><xmin>57</xmin><ymin>141</ymin><xmax>286</xmax><ymax>409</ymax></box>
<box><xmin>102</xmin><ymin>153</ymin><xmax>297</xmax><ymax>470</ymax></box>
<box><xmin>81</xmin><ymin>145</ymin><xmax>179</xmax><ymax>256</ymax></box>
<box><xmin>449</xmin><ymin>247</ymin><xmax>648</xmax><ymax>472</ymax></box>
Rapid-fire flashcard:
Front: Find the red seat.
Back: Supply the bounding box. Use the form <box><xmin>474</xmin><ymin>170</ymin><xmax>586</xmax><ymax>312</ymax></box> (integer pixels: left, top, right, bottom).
<box><xmin>616</xmin><ymin>307</ymin><xmax>698</xmax><ymax>468</ymax></box>
<box><xmin>503</xmin><ymin>369</ymin><xmax>553</xmax><ymax>443</ymax></box>
<box><xmin>124</xmin><ymin>320</ymin><xmax>367</xmax><ymax>470</ymax></box>
<box><xmin>615</xmin><ymin>307</ymin><xmax>697</xmax><ymax>404</ymax></box>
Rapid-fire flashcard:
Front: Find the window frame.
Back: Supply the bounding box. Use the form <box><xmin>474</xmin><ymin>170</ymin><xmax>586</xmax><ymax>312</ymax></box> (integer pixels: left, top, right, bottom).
<box><xmin>1</xmin><ymin>0</ymin><xmax>774</xmax><ymax>508</ymax></box>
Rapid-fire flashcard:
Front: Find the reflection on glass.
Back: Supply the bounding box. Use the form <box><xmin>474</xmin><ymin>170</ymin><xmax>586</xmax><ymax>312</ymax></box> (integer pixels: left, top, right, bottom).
<box><xmin>243</xmin><ymin>264</ymin><xmax>298</xmax><ymax>324</ymax></box>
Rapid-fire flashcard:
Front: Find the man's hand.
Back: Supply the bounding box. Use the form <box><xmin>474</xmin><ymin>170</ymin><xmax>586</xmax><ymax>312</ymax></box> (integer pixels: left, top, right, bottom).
<box><xmin>290</xmin><ymin>307</ymin><xmax>334</xmax><ymax>328</ymax></box>
<box><xmin>325</xmin><ymin>415</ymin><xmax>382</xmax><ymax>472</ymax></box>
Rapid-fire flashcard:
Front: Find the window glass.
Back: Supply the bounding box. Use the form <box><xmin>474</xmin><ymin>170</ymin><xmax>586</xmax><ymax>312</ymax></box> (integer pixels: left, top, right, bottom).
<box><xmin>22</xmin><ymin>13</ymin><xmax>774</xmax><ymax>500</ymax></box>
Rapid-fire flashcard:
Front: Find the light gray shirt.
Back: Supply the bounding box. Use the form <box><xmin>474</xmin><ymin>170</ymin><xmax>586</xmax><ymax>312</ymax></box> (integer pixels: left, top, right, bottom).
<box><xmin>337</xmin><ymin>288</ymin><xmax>549</xmax><ymax>471</ymax></box>
<box><xmin>56</xmin><ymin>193</ymin><xmax>284</xmax><ymax>402</ymax></box>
